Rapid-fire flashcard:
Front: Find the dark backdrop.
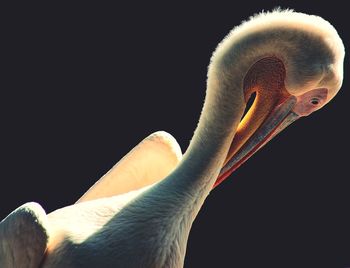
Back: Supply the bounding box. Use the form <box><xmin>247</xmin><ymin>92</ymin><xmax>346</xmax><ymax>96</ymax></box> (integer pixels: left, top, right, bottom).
<box><xmin>1</xmin><ymin>1</ymin><xmax>349</xmax><ymax>267</ymax></box>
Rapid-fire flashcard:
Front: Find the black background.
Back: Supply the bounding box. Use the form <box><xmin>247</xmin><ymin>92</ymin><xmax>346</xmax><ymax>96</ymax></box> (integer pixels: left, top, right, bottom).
<box><xmin>1</xmin><ymin>1</ymin><xmax>349</xmax><ymax>267</ymax></box>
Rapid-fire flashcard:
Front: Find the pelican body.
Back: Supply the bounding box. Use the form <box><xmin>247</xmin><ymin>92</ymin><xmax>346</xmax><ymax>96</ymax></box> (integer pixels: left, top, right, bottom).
<box><xmin>0</xmin><ymin>10</ymin><xmax>344</xmax><ymax>268</ymax></box>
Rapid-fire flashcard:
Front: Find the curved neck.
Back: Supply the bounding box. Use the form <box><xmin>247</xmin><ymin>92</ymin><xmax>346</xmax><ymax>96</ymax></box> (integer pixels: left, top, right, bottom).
<box><xmin>158</xmin><ymin>61</ymin><xmax>247</xmax><ymax>204</ymax></box>
<box><xmin>172</xmin><ymin>81</ymin><xmax>245</xmax><ymax>193</ymax></box>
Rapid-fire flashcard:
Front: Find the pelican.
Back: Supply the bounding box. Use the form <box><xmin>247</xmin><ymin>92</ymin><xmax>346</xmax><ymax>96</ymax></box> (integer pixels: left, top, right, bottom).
<box><xmin>0</xmin><ymin>9</ymin><xmax>344</xmax><ymax>268</ymax></box>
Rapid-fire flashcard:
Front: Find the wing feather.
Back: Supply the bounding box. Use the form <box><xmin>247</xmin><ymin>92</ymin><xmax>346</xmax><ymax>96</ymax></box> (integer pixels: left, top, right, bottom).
<box><xmin>0</xmin><ymin>202</ymin><xmax>49</xmax><ymax>268</ymax></box>
<box><xmin>77</xmin><ymin>131</ymin><xmax>182</xmax><ymax>203</ymax></box>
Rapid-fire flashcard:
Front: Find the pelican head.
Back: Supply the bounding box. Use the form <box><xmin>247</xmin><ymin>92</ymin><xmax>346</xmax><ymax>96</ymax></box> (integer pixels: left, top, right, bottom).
<box><xmin>214</xmin><ymin>10</ymin><xmax>345</xmax><ymax>186</ymax></box>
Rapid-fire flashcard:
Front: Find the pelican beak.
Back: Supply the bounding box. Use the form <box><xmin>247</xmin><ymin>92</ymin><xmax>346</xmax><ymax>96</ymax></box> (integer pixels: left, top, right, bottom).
<box><xmin>214</xmin><ymin>94</ymin><xmax>299</xmax><ymax>188</ymax></box>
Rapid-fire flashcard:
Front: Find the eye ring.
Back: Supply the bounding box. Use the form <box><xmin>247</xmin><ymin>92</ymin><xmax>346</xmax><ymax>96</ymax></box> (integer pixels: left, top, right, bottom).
<box><xmin>310</xmin><ymin>98</ymin><xmax>320</xmax><ymax>105</ymax></box>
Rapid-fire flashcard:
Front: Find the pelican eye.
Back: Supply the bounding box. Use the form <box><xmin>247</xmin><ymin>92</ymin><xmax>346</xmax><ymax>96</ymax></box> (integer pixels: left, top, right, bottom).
<box><xmin>310</xmin><ymin>98</ymin><xmax>320</xmax><ymax>105</ymax></box>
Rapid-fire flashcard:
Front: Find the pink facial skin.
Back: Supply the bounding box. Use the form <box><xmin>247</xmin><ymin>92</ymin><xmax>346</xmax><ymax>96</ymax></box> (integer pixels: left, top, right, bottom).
<box><xmin>293</xmin><ymin>88</ymin><xmax>328</xmax><ymax>117</ymax></box>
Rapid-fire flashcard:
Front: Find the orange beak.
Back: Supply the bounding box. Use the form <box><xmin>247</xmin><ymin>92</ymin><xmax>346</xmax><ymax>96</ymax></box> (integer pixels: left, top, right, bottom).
<box><xmin>213</xmin><ymin>90</ymin><xmax>299</xmax><ymax>188</ymax></box>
